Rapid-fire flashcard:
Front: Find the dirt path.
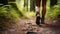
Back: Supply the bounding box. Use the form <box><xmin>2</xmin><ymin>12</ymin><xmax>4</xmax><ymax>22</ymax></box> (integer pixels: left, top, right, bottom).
<box><xmin>0</xmin><ymin>17</ymin><xmax>60</xmax><ymax>34</ymax></box>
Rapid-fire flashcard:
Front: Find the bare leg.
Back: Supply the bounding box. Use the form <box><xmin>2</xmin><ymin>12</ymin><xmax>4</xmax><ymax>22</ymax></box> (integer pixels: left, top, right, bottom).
<box><xmin>41</xmin><ymin>0</ymin><xmax>47</xmax><ymax>24</ymax></box>
<box><xmin>35</xmin><ymin>0</ymin><xmax>41</xmax><ymax>25</ymax></box>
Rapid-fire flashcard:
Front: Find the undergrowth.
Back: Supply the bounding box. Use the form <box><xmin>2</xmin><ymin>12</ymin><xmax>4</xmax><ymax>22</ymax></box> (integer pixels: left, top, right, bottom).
<box><xmin>0</xmin><ymin>5</ymin><xmax>20</xmax><ymax>27</ymax></box>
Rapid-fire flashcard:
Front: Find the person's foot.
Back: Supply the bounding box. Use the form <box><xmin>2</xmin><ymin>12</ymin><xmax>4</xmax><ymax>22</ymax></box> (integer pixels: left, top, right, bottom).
<box><xmin>36</xmin><ymin>15</ymin><xmax>41</xmax><ymax>25</ymax></box>
<box><xmin>36</xmin><ymin>21</ymin><xmax>40</xmax><ymax>25</ymax></box>
<box><xmin>41</xmin><ymin>16</ymin><xmax>45</xmax><ymax>24</ymax></box>
<box><xmin>36</xmin><ymin>19</ymin><xmax>40</xmax><ymax>25</ymax></box>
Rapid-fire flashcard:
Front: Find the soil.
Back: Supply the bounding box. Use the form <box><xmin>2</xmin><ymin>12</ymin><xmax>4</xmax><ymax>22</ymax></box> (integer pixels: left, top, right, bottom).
<box><xmin>0</xmin><ymin>17</ymin><xmax>60</xmax><ymax>34</ymax></box>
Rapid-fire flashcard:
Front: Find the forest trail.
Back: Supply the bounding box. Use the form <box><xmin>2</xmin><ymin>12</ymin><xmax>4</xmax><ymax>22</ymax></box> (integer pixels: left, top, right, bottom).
<box><xmin>0</xmin><ymin>17</ymin><xmax>60</xmax><ymax>34</ymax></box>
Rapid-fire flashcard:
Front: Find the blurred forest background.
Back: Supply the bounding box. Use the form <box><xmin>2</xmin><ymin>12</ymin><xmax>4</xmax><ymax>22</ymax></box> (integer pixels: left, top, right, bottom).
<box><xmin>0</xmin><ymin>0</ymin><xmax>60</xmax><ymax>18</ymax></box>
<box><xmin>0</xmin><ymin>0</ymin><xmax>60</xmax><ymax>30</ymax></box>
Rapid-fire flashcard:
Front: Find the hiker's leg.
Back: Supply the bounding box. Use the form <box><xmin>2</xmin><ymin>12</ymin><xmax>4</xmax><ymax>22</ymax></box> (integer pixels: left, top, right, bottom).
<box><xmin>41</xmin><ymin>0</ymin><xmax>47</xmax><ymax>24</ymax></box>
<box><xmin>35</xmin><ymin>0</ymin><xmax>41</xmax><ymax>25</ymax></box>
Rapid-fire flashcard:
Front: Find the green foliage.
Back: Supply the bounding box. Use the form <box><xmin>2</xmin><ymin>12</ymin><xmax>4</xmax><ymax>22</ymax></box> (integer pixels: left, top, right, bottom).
<box><xmin>46</xmin><ymin>5</ymin><xmax>60</xmax><ymax>18</ymax></box>
<box><xmin>16</xmin><ymin>0</ymin><xmax>60</xmax><ymax>19</ymax></box>
<box><xmin>19</xmin><ymin>8</ymin><xmax>35</xmax><ymax>18</ymax></box>
<box><xmin>0</xmin><ymin>6</ymin><xmax>20</xmax><ymax>27</ymax></box>
<box><xmin>45</xmin><ymin>0</ymin><xmax>60</xmax><ymax>18</ymax></box>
